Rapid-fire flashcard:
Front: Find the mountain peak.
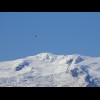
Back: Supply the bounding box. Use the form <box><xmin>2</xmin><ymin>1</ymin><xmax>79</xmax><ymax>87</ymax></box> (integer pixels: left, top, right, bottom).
<box><xmin>0</xmin><ymin>52</ymin><xmax>100</xmax><ymax>87</ymax></box>
<box><xmin>37</xmin><ymin>52</ymin><xmax>55</xmax><ymax>56</ymax></box>
<box><xmin>36</xmin><ymin>52</ymin><xmax>57</xmax><ymax>62</ymax></box>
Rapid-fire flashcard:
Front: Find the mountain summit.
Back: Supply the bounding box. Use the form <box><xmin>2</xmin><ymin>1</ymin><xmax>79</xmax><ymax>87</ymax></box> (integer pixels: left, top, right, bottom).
<box><xmin>0</xmin><ymin>53</ymin><xmax>100</xmax><ymax>87</ymax></box>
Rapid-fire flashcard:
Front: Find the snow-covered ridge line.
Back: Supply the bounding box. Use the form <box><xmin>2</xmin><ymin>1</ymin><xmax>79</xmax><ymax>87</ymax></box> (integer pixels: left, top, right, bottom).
<box><xmin>0</xmin><ymin>52</ymin><xmax>100</xmax><ymax>87</ymax></box>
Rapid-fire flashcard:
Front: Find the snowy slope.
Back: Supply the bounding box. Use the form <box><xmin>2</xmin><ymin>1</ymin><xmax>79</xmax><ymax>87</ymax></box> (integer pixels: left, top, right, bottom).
<box><xmin>0</xmin><ymin>52</ymin><xmax>100</xmax><ymax>87</ymax></box>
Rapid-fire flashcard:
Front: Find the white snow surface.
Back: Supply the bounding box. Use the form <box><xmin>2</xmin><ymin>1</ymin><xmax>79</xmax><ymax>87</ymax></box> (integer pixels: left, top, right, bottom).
<box><xmin>0</xmin><ymin>52</ymin><xmax>100</xmax><ymax>87</ymax></box>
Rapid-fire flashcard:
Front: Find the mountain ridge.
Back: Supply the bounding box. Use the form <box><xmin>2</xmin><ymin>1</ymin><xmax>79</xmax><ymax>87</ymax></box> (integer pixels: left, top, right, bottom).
<box><xmin>0</xmin><ymin>52</ymin><xmax>100</xmax><ymax>87</ymax></box>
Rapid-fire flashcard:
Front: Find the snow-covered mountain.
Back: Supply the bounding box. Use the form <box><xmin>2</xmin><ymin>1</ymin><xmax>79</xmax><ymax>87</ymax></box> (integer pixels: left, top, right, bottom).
<box><xmin>0</xmin><ymin>52</ymin><xmax>100</xmax><ymax>87</ymax></box>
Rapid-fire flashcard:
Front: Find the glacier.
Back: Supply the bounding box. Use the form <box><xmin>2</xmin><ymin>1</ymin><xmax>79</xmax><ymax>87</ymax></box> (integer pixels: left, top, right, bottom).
<box><xmin>0</xmin><ymin>52</ymin><xmax>100</xmax><ymax>87</ymax></box>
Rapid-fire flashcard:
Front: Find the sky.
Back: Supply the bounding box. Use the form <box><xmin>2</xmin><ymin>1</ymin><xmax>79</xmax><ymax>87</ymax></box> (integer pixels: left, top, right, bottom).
<box><xmin>0</xmin><ymin>12</ymin><xmax>100</xmax><ymax>61</ymax></box>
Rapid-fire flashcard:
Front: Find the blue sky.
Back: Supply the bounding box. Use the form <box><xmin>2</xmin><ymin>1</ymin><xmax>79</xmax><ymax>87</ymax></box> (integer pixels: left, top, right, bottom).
<box><xmin>0</xmin><ymin>12</ymin><xmax>100</xmax><ymax>61</ymax></box>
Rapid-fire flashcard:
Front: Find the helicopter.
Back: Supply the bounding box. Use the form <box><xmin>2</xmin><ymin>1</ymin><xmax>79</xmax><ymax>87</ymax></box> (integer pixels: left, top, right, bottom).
<box><xmin>33</xmin><ymin>33</ymin><xmax>37</xmax><ymax>38</ymax></box>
